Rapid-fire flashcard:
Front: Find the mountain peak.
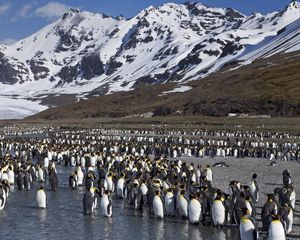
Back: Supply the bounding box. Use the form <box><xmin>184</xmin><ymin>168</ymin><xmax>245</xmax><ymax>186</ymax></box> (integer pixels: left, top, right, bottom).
<box><xmin>225</xmin><ymin>7</ymin><xmax>245</xmax><ymax>19</ymax></box>
<box><xmin>285</xmin><ymin>0</ymin><xmax>300</xmax><ymax>11</ymax></box>
<box><xmin>286</xmin><ymin>0</ymin><xmax>300</xmax><ymax>10</ymax></box>
<box><xmin>61</xmin><ymin>8</ymin><xmax>83</xmax><ymax>20</ymax></box>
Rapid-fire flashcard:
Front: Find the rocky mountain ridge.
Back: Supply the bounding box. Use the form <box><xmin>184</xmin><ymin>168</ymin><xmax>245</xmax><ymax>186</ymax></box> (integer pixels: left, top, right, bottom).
<box><xmin>1</xmin><ymin>1</ymin><xmax>300</xmax><ymax>118</ymax></box>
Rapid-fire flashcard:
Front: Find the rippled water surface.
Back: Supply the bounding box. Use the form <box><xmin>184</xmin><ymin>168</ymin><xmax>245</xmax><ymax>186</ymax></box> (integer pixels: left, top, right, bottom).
<box><xmin>0</xmin><ymin>166</ymin><xmax>239</xmax><ymax>240</ymax></box>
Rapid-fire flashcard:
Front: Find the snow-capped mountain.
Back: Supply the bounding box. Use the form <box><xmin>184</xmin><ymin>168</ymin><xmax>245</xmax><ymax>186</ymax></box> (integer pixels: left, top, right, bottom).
<box><xmin>0</xmin><ymin>1</ymin><xmax>300</xmax><ymax>119</ymax></box>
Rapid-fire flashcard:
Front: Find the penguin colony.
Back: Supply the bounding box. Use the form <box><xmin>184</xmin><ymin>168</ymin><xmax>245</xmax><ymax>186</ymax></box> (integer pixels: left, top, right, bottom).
<box><xmin>0</xmin><ymin>126</ymin><xmax>299</xmax><ymax>240</ymax></box>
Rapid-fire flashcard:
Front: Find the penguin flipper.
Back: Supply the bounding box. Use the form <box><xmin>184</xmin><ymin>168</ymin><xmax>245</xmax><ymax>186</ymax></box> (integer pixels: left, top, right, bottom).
<box><xmin>0</xmin><ymin>196</ymin><xmax>4</xmax><ymax>208</ymax></box>
<box><xmin>107</xmin><ymin>200</ymin><xmax>112</xmax><ymax>216</ymax></box>
<box><xmin>253</xmin><ymin>229</ymin><xmax>258</xmax><ymax>240</ymax></box>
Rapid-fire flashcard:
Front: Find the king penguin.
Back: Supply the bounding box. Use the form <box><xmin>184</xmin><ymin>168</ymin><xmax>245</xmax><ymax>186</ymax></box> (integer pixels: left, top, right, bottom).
<box><xmin>239</xmin><ymin>208</ymin><xmax>258</xmax><ymax>240</ymax></box>
<box><xmin>100</xmin><ymin>190</ymin><xmax>112</xmax><ymax>217</ymax></box>
<box><xmin>36</xmin><ymin>185</ymin><xmax>46</xmax><ymax>209</ymax></box>
<box><xmin>0</xmin><ymin>184</ymin><xmax>7</xmax><ymax>210</ymax></box>
<box><xmin>69</xmin><ymin>171</ymin><xmax>78</xmax><ymax>190</ymax></box>
<box><xmin>177</xmin><ymin>189</ymin><xmax>188</xmax><ymax>218</ymax></box>
<box><xmin>8</xmin><ymin>166</ymin><xmax>14</xmax><ymax>185</ymax></box>
<box><xmin>105</xmin><ymin>172</ymin><xmax>115</xmax><ymax>193</ymax></box>
<box><xmin>116</xmin><ymin>173</ymin><xmax>126</xmax><ymax>198</ymax></box>
<box><xmin>268</xmin><ymin>215</ymin><xmax>286</xmax><ymax>240</ymax></box>
<box><xmin>76</xmin><ymin>166</ymin><xmax>84</xmax><ymax>186</ymax></box>
<box><xmin>279</xmin><ymin>202</ymin><xmax>293</xmax><ymax>234</ymax></box>
<box><xmin>250</xmin><ymin>173</ymin><xmax>259</xmax><ymax>203</ymax></box>
<box><xmin>212</xmin><ymin>192</ymin><xmax>225</xmax><ymax>226</ymax></box>
<box><xmin>188</xmin><ymin>194</ymin><xmax>202</xmax><ymax>224</ymax></box>
<box><xmin>153</xmin><ymin>190</ymin><xmax>164</xmax><ymax>219</ymax></box>
<box><xmin>164</xmin><ymin>188</ymin><xmax>175</xmax><ymax>216</ymax></box>
<box><xmin>261</xmin><ymin>194</ymin><xmax>278</xmax><ymax>230</ymax></box>
<box><xmin>83</xmin><ymin>188</ymin><xmax>95</xmax><ymax>215</ymax></box>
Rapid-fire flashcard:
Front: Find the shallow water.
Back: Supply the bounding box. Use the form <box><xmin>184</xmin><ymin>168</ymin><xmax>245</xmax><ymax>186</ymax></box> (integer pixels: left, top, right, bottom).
<box><xmin>0</xmin><ymin>166</ymin><xmax>239</xmax><ymax>240</ymax></box>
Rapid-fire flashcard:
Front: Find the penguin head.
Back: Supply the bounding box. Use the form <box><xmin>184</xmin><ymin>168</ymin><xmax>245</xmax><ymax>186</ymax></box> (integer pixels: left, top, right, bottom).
<box><xmin>39</xmin><ymin>185</ymin><xmax>44</xmax><ymax>190</ymax></box>
<box><xmin>272</xmin><ymin>214</ymin><xmax>281</xmax><ymax>221</ymax></box>
<box><xmin>133</xmin><ymin>182</ymin><xmax>139</xmax><ymax>188</ymax></box>
<box><xmin>201</xmin><ymin>176</ymin><xmax>207</xmax><ymax>181</ymax></box>
<box><xmin>241</xmin><ymin>207</ymin><xmax>250</xmax><ymax>216</ymax></box>
<box><xmin>245</xmin><ymin>195</ymin><xmax>251</xmax><ymax>201</ymax></box>
<box><xmin>224</xmin><ymin>193</ymin><xmax>231</xmax><ymax>200</ymax></box>
<box><xmin>267</xmin><ymin>193</ymin><xmax>275</xmax><ymax>202</ymax></box>
<box><xmin>252</xmin><ymin>173</ymin><xmax>257</xmax><ymax>179</ymax></box>
<box><xmin>189</xmin><ymin>194</ymin><xmax>196</xmax><ymax>200</ymax></box>
<box><xmin>229</xmin><ymin>180</ymin><xmax>236</xmax><ymax>186</ymax></box>
<box><xmin>155</xmin><ymin>190</ymin><xmax>160</xmax><ymax>196</ymax></box>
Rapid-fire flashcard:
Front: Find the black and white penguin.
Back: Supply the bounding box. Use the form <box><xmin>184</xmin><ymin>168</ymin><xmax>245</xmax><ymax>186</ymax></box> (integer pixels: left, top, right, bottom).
<box><xmin>239</xmin><ymin>208</ymin><xmax>258</xmax><ymax>240</ymax></box>
<box><xmin>37</xmin><ymin>165</ymin><xmax>46</xmax><ymax>183</ymax></box>
<box><xmin>229</xmin><ymin>180</ymin><xmax>241</xmax><ymax>204</ymax></box>
<box><xmin>24</xmin><ymin>171</ymin><xmax>31</xmax><ymax>191</ymax></box>
<box><xmin>212</xmin><ymin>162</ymin><xmax>229</xmax><ymax>168</ymax></box>
<box><xmin>140</xmin><ymin>181</ymin><xmax>148</xmax><ymax>206</ymax></box>
<box><xmin>223</xmin><ymin>193</ymin><xmax>233</xmax><ymax>224</ymax></box>
<box><xmin>233</xmin><ymin>192</ymin><xmax>247</xmax><ymax>225</ymax></box>
<box><xmin>83</xmin><ymin>188</ymin><xmax>95</xmax><ymax>215</ymax></box>
<box><xmin>177</xmin><ymin>189</ymin><xmax>188</xmax><ymax>218</ymax></box>
<box><xmin>76</xmin><ymin>166</ymin><xmax>84</xmax><ymax>186</ymax></box>
<box><xmin>7</xmin><ymin>166</ymin><xmax>14</xmax><ymax>185</ymax></box>
<box><xmin>268</xmin><ymin>215</ymin><xmax>286</xmax><ymax>240</ymax></box>
<box><xmin>2</xmin><ymin>179</ymin><xmax>10</xmax><ymax>198</ymax></box>
<box><xmin>250</xmin><ymin>173</ymin><xmax>259</xmax><ymax>203</ymax></box>
<box><xmin>153</xmin><ymin>190</ymin><xmax>164</xmax><ymax>219</ymax></box>
<box><xmin>116</xmin><ymin>173</ymin><xmax>126</xmax><ymax>198</ymax></box>
<box><xmin>16</xmin><ymin>170</ymin><xmax>25</xmax><ymax>190</ymax></box>
<box><xmin>188</xmin><ymin>194</ymin><xmax>202</xmax><ymax>224</ymax></box>
<box><xmin>85</xmin><ymin>171</ymin><xmax>96</xmax><ymax>189</ymax></box>
<box><xmin>49</xmin><ymin>168</ymin><xmax>59</xmax><ymax>191</ymax></box>
<box><xmin>0</xmin><ymin>184</ymin><xmax>6</xmax><ymax>210</ymax></box>
<box><xmin>164</xmin><ymin>188</ymin><xmax>175</xmax><ymax>216</ymax></box>
<box><xmin>105</xmin><ymin>172</ymin><xmax>115</xmax><ymax>193</ymax></box>
<box><xmin>245</xmin><ymin>195</ymin><xmax>256</xmax><ymax>217</ymax></box>
<box><xmin>69</xmin><ymin>171</ymin><xmax>78</xmax><ymax>190</ymax></box>
<box><xmin>261</xmin><ymin>194</ymin><xmax>278</xmax><ymax>230</ymax></box>
<box><xmin>100</xmin><ymin>190</ymin><xmax>112</xmax><ymax>217</ymax></box>
<box><xmin>211</xmin><ymin>192</ymin><xmax>225</xmax><ymax>226</ymax></box>
<box><xmin>282</xmin><ymin>169</ymin><xmax>292</xmax><ymax>187</ymax></box>
<box><xmin>279</xmin><ymin>202</ymin><xmax>293</xmax><ymax>234</ymax></box>
<box><xmin>36</xmin><ymin>185</ymin><xmax>46</xmax><ymax>209</ymax></box>
<box><xmin>204</xmin><ymin>165</ymin><xmax>213</xmax><ymax>182</ymax></box>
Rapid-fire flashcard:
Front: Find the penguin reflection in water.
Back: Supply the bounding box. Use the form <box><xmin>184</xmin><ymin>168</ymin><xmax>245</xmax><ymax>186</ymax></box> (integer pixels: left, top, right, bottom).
<box><xmin>36</xmin><ymin>185</ymin><xmax>46</xmax><ymax>209</ymax></box>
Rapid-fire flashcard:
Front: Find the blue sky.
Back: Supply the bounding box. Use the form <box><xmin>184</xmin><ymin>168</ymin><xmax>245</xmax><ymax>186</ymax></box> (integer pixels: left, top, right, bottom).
<box><xmin>0</xmin><ymin>0</ymin><xmax>294</xmax><ymax>44</ymax></box>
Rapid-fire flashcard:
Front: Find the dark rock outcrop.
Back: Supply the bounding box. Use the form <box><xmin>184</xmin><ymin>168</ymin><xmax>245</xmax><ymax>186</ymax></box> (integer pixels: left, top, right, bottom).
<box><xmin>81</xmin><ymin>54</ymin><xmax>104</xmax><ymax>80</ymax></box>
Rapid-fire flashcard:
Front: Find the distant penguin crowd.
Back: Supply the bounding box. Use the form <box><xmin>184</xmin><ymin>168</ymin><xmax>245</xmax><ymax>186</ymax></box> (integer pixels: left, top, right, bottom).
<box><xmin>0</xmin><ymin>125</ymin><xmax>299</xmax><ymax>240</ymax></box>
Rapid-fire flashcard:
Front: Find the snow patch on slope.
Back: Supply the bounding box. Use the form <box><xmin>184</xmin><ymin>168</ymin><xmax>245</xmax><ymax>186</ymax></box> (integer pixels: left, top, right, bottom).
<box><xmin>0</xmin><ymin>96</ymin><xmax>47</xmax><ymax>119</ymax></box>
